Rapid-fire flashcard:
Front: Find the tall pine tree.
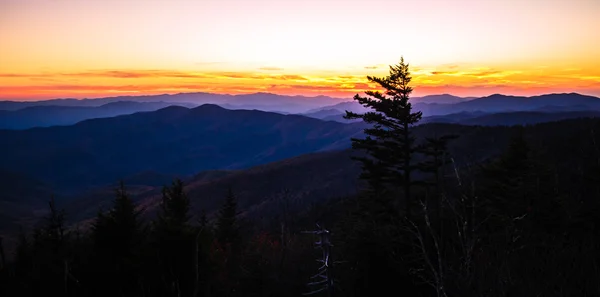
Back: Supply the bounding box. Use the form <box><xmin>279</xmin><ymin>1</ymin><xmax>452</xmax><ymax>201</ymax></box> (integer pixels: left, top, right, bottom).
<box><xmin>345</xmin><ymin>57</ymin><xmax>423</xmax><ymax>218</ymax></box>
<box><xmin>154</xmin><ymin>178</ymin><xmax>194</xmax><ymax>297</ymax></box>
<box><xmin>216</xmin><ymin>187</ymin><xmax>239</xmax><ymax>247</ymax></box>
<box><xmin>91</xmin><ymin>181</ymin><xmax>145</xmax><ymax>296</ymax></box>
<box><xmin>214</xmin><ymin>187</ymin><xmax>242</xmax><ymax>296</ymax></box>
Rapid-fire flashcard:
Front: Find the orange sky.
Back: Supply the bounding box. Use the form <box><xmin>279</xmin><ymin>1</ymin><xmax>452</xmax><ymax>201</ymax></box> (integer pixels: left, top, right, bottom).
<box><xmin>1</xmin><ymin>0</ymin><xmax>599</xmax><ymax>101</ymax></box>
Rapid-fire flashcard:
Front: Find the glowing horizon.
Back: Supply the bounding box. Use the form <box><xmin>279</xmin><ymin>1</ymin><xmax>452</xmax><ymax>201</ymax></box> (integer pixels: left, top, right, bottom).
<box><xmin>1</xmin><ymin>0</ymin><xmax>599</xmax><ymax>101</ymax></box>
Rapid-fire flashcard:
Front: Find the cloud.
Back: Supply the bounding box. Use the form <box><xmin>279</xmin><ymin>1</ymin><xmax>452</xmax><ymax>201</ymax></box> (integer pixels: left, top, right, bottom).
<box><xmin>426</xmin><ymin>69</ymin><xmax>522</xmax><ymax>79</ymax></box>
<box><xmin>0</xmin><ymin>70</ymin><xmax>207</xmax><ymax>79</ymax></box>
<box><xmin>66</xmin><ymin>70</ymin><xmax>205</xmax><ymax>79</ymax></box>
<box><xmin>364</xmin><ymin>65</ymin><xmax>385</xmax><ymax>70</ymax></box>
<box><xmin>430</xmin><ymin>71</ymin><xmax>458</xmax><ymax>75</ymax></box>
<box><xmin>0</xmin><ymin>70</ymin><xmax>307</xmax><ymax>81</ymax></box>
<box><xmin>278</xmin><ymin>75</ymin><xmax>308</xmax><ymax>81</ymax></box>
<box><xmin>3</xmin><ymin>65</ymin><xmax>599</xmax><ymax>100</ymax></box>
<box><xmin>259</xmin><ymin>67</ymin><xmax>284</xmax><ymax>71</ymax></box>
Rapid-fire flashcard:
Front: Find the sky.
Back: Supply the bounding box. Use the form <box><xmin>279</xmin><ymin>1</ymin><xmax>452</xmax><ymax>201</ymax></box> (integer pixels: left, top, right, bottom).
<box><xmin>1</xmin><ymin>0</ymin><xmax>599</xmax><ymax>101</ymax></box>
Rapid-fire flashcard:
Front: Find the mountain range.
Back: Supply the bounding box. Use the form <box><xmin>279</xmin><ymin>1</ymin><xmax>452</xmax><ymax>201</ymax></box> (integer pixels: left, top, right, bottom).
<box><xmin>2</xmin><ymin>92</ymin><xmax>598</xmax><ymax>130</ymax></box>
<box><xmin>0</xmin><ymin>104</ymin><xmax>367</xmax><ymax>193</ymax></box>
<box><xmin>3</xmin><ymin>91</ymin><xmax>600</xmax><ymax>250</ymax></box>
<box><xmin>302</xmin><ymin>93</ymin><xmax>600</xmax><ymax>122</ymax></box>
<box><xmin>0</xmin><ymin>101</ymin><xmax>196</xmax><ymax>129</ymax></box>
<box><xmin>0</xmin><ymin>92</ymin><xmax>349</xmax><ymax>113</ymax></box>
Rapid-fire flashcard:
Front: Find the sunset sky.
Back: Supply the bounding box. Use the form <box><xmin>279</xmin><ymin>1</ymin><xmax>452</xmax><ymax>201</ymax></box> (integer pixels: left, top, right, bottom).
<box><xmin>1</xmin><ymin>0</ymin><xmax>599</xmax><ymax>101</ymax></box>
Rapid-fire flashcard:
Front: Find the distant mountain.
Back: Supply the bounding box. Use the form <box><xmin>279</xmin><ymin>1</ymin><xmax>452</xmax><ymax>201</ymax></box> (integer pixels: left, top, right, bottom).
<box><xmin>0</xmin><ymin>104</ymin><xmax>366</xmax><ymax>193</ymax></box>
<box><xmin>301</xmin><ymin>108</ymin><xmax>344</xmax><ymax>119</ymax></box>
<box><xmin>308</xmin><ymin>93</ymin><xmax>600</xmax><ymax>118</ymax></box>
<box><xmin>417</xmin><ymin>110</ymin><xmax>600</xmax><ymax>126</ymax></box>
<box><xmin>419</xmin><ymin>93</ymin><xmax>600</xmax><ymax>116</ymax></box>
<box><xmin>0</xmin><ymin>101</ymin><xmax>196</xmax><ymax>129</ymax></box>
<box><xmin>458</xmin><ymin>111</ymin><xmax>600</xmax><ymax>126</ymax></box>
<box><xmin>305</xmin><ymin>101</ymin><xmax>370</xmax><ymax>115</ymax></box>
<box><xmin>412</xmin><ymin>94</ymin><xmax>473</xmax><ymax>104</ymax></box>
<box><xmin>0</xmin><ymin>92</ymin><xmax>349</xmax><ymax>113</ymax></box>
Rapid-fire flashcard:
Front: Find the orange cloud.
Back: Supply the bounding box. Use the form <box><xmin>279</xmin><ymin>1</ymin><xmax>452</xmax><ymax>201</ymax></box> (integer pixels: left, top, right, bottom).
<box><xmin>2</xmin><ymin>64</ymin><xmax>599</xmax><ymax>101</ymax></box>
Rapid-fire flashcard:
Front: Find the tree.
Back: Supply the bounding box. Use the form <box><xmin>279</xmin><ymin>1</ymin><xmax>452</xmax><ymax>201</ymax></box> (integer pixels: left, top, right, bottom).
<box><xmin>214</xmin><ymin>187</ymin><xmax>242</xmax><ymax>296</ymax></box>
<box><xmin>345</xmin><ymin>57</ymin><xmax>423</xmax><ymax>218</ymax></box>
<box><xmin>154</xmin><ymin>178</ymin><xmax>194</xmax><ymax>297</ymax></box>
<box><xmin>216</xmin><ymin>187</ymin><xmax>240</xmax><ymax>247</ymax></box>
<box><xmin>18</xmin><ymin>197</ymin><xmax>73</xmax><ymax>296</ymax></box>
<box><xmin>419</xmin><ymin>134</ymin><xmax>458</xmax><ymax>224</ymax></box>
<box><xmin>91</xmin><ymin>181</ymin><xmax>145</xmax><ymax>296</ymax></box>
<box><xmin>157</xmin><ymin>178</ymin><xmax>191</xmax><ymax>230</ymax></box>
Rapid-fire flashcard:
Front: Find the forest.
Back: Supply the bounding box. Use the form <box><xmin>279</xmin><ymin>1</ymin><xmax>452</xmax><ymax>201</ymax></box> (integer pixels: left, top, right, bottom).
<box><xmin>1</xmin><ymin>58</ymin><xmax>600</xmax><ymax>297</ymax></box>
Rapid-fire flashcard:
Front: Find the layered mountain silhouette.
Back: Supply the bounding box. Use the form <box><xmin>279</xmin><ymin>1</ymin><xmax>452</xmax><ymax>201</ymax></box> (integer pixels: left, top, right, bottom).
<box><xmin>3</xmin><ymin>92</ymin><xmax>598</xmax><ymax>130</ymax></box>
<box><xmin>61</xmin><ymin>117</ymin><xmax>600</xmax><ymax>228</ymax></box>
<box><xmin>419</xmin><ymin>93</ymin><xmax>600</xmax><ymax>115</ymax></box>
<box><xmin>306</xmin><ymin>93</ymin><xmax>600</xmax><ymax>122</ymax></box>
<box><xmin>0</xmin><ymin>92</ymin><xmax>349</xmax><ymax>114</ymax></box>
<box><xmin>0</xmin><ymin>104</ymin><xmax>367</xmax><ymax>193</ymax></box>
<box><xmin>3</xmin><ymin>91</ymin><xmax>600</xmax><ymax>240</ymax></box>
<box><xmin>0</xmin><ymin>101</ymin><xmax>196</xmax><ymax>129</ymax></box>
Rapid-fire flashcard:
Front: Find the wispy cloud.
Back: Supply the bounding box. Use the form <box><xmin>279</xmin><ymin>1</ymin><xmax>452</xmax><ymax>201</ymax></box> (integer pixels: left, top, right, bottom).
<box><xmin>0</xmin><ymin>70</ymin><xmax>311</xmax><ymax>81</ymax></box>
<box><xmin>430</xmin><ymin>71</ymin><xmax>458</xmax><ymax>75</ymax></box>
<box><xmin>364</xmin><ymin>64</ymin><xmax>386</xmax><ymax>70</ymax></box>
<box><xmin>2</xmin><ymin>65</ymin><xmax>599</xmax><ymax>100</ymax></box>
<box><xmin>259</xmin><ymin>67</ymin><xmax>284</xmax><ymax>71</ymax></box>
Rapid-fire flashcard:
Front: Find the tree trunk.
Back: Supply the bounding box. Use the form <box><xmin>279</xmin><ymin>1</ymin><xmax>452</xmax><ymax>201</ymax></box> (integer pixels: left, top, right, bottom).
<box><xmin>0</xmin><ymin>236</ymin><xmax>5</xmax><ymax>271</ymax></box>
<box><xmin>404</xmin><ymin>122</ymin><xmax>412</xmax><ymax>219</ymax></box>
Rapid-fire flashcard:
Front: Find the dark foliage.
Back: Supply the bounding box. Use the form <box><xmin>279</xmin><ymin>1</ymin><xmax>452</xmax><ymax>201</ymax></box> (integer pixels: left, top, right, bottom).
<box><xmin>344</xmin><ymin>57</ymin><xmax>425</xmax><ymax>218</ymax></box>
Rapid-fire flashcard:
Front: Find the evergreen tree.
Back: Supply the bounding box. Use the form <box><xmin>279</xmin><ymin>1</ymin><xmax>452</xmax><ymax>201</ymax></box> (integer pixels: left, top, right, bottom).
<box><xmin>158</xmin><ymin>178</ymin><xmax>191</xmax><ymax>230</ymax></box>
<box><xmin>216</xmin><ymin>187</ymin><xmax>239</xmax><ymax>246</ymax></box>
<box><xmin>345</xmin><ymin>57</ymin><xmax>423</xmax><ymax>218</ymax></box>
<box><xmin>418</xmin><ymin>134</ymin><xmax>458</xmax><ymax>223</ymax></box>
<box><xmin>154</xmin><ymin>178</ymin><xmax>194</xmax><ymax>297</ymax></box>
<box><xmin>23</xmin><ymin>197</ymin><xmax>71</xmax><ymax>296</ymax></box>
<box><xmin>215</xmin><ymin>187</ymin><xmax>242</xmax><ymax>296</ymax></box>
<box><xmin>480</xmin><ymin>126</ymin><xmax>564</xmax><ymax>238</ymax></box>
<box><xmin>91</xmin><ymin>181</ymin><xmax>145</xmax><ymax>296</ymax></box>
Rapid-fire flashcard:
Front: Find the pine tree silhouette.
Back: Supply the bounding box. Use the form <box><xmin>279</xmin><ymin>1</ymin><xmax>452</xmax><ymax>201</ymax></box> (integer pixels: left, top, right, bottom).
<box><xmin>155</xmin><ymin>178</ymin><xmax>194</xmax><ymax>297</ymax></box>
<box><xmin>216</xmin><ymin>187</ymin><xmax>239</xmax><ymax>246</ymax></box>
<box><xmin>91</xmin><ymin>181</ymin><xmax>145</xmax><ymax>296</ymax></box>
<box><xmin>345</xmin><ymin>57</ymin><xmax>423</xmax><ymax>218</ymax></box>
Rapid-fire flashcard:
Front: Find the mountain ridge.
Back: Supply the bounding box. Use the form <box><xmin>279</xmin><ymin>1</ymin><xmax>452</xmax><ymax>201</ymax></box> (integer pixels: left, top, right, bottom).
<box><xmin>0</xmin><ymin>105</ymin><xmax>367</xmax><ymax>193</ymax></box>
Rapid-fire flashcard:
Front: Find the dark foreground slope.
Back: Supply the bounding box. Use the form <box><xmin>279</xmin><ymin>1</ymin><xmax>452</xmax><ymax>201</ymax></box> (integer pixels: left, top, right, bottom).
<box><xmin>134</xmin><ymin>117</ymin><xmax>600</xmax><ymax>222</ymax></box>
<box><xmin>6</xmin><ymin>117</ymin><xmax>599</xmax><ymax>235</ymax></box>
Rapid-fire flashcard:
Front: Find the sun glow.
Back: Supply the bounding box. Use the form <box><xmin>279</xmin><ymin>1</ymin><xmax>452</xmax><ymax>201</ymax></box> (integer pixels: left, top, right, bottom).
<box><xmin>1</xmin><ymin>0</ymin><xmax>599</xmax><ymax>100</ymax></box>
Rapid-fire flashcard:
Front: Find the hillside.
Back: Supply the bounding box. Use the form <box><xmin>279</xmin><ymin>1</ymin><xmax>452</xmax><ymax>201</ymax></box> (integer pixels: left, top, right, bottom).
<box><xmin>60</xmin><ymin>122</ymin><xmax>518</xmax><ymax>226</ymax></box>
<box><xmin>155</xmin><ymin>118</ymin><xmax>600</xmax><ymax>220</ymax></box>
<box><xmin>0</xmin><ymin>101</ymin><xmax>196</xmax><ymax>129</ymax></box>
<box><xmin>0</xmin><ymin>104</ymin><xmax>367</xmax><ymax>193</ymax></box>
<box><xmin>419</xmin><ymin>110</ymin><xmax>600</xmax><ymax>126</ymax></box>
<box><xmin>0</xmin><ymin>170</ymin><xmax>54</xmax><ymax>251</ymax></box>
<box><xmin>59</xmin><ymin>117</ymin><xmax>600</xmax><ymax>231</ymax></box>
